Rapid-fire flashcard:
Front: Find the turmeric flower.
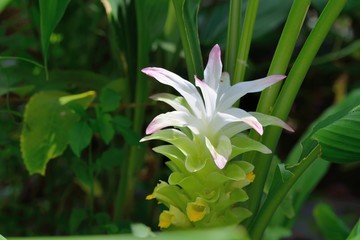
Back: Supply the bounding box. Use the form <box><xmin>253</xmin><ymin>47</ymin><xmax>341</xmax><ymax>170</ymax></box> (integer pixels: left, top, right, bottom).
<box><xmin>142</xmin><ymin>44</ymin><xmax>291</xmax><ymax>169</ymax></box>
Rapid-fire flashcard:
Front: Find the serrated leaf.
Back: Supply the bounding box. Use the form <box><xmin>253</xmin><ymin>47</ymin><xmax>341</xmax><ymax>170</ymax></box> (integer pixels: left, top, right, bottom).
<box><xmin>99</xmin><ymin>88</ymin><xmax>121</xmax><ymax>112</ymax></box>
<box><xmin>314</xmin><ymin>203</ymin><xmax>350</xmax><ymax>240</ymax></box>
<box><xmin>96</xmin><ymin>109</ymin><xmax>115</xmax><ymax>144</ymax></box>
<box><xmin>21</xmin><ymin>91</ymin><xmax>77</xmax><ymax>175</ymax></box>
<box><xmin>68</xmin><ymin>121</ymin><xmax>93</xmax><ymax>157</ymax></box>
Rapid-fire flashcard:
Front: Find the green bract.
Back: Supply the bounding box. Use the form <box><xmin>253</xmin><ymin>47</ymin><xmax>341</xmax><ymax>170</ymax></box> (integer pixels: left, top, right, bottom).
<box><xmin>141</xmin><ymin>45</ymin><xmax>292</xmax><ymax>229</ymax></box>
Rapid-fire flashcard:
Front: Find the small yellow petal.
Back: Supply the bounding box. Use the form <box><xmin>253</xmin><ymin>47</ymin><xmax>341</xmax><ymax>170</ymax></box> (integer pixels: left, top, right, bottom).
<box><xmin>186</xmin><ymin>198</ymin><xmax>209</xmax><ymax>222</ymax></box>
<box><xmin>158</xmin><ymin>211</ymin><xmax>174</xmax><ymax>229</ymax></box>
<box><xmin>246</xmin><ymin>172</ymin><xmax>255</xmax><ymax>182</ymax></box>
<box><xmin>146</xmin><ymin>193</ymin><xmax>155</xmax><ymax>200</ymax></box>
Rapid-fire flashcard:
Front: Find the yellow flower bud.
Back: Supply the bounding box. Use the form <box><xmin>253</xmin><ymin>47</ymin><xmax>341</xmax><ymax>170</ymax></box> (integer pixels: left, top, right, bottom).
<box><xmin>186</xmin><ymin>198</ymin><xmax>209</xmax><ymax>222</ymax></box>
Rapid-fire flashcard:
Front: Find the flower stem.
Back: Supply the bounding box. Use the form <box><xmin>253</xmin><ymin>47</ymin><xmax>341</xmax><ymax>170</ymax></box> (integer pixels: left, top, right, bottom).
<box><xmin>114</xmin><ymin>0</ymin><xmax>149</xmax><ymax>221</ymax></box>
<box><xmin>244</xmin><ymin>0</ymin><xmax>310</xmax><ymax>221</ymax></box>
<box><xmin>245</xmin><ymin>0</ymin><xmax>347</xmax><ymax>231</ymax></box>
<box><xmin>225</xmin><ymin>0</ymin><xmax>242</xmax><ymax>78</ymax></box>
<box><xmin>249</xmin><ymin>145</ymin><xmax>322</xmax><ymax>240</ymax></box>
<box><xmin>232</xmin><ymin>0</ymin><xmax>259</xmax><ymax>85</ymax></box>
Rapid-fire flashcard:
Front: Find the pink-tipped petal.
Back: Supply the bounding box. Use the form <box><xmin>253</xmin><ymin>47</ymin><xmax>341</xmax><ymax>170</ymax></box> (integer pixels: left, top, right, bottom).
<box><xmin>219</xmin><ymin>75</ymin><xmax>286</xmax><ymax>110</ymax></box>
<box><xmin>145</xmin><ymin>111</ymin><xmax>189</xmax><ymax>134</ymax></box>
<box><xmin>205</xmin><ymin>137</ymin><xmax>227</xmax><ymax>169</ymax></box>
<box><xmin>250</xmin><ymin>112</ymin><xmax>294</xmax><ymax>132</ymax></box>
<box><xmin>215</xmin><ymin>108</ymin><xmax>264</xmax><ymax>135</ymax></box>
<box><xmin>241</xmin><ymin>117</ymin><xmax>264</xmax><ymax>135</ymax></box>
<box><xmin>204</xmin><ymin>44</ymin><xmax>223</xmax><ymax>90</ymax></box>
<box><xmin>142</xmin><ymin>67</ymin><xmax>205</xmax><ymax>118</ymax></box>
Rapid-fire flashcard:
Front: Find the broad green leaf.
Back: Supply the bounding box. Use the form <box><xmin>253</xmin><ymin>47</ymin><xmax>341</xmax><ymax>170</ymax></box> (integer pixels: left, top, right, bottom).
<box><xmin>141</xmin><ymin>0</ymin><xmax>169</xmax><ymax>44</ymax></box>
<box><xmin>314</xmin><ymin>203</ymin><xmax>350</xmax><ymax>240</ymax></box>
<box><xmin>271</xmin><ymin>90</ymin><xmax>360</xmax><ymax>230</ymax></box>
<box><xmin>21</xmin><ymin>91</ymin><xmax>95</xmax><ymax>175</ymax></box>
<box><xmin>68</xmin><ymin>121</ymin><xmax>93</xmax><ymax>158</ymax></box>
<box><xmin>39</xmin><ymin>0</ymin><xmax>70</xmax><ymax>69</ymax></box>
<box><xmin>312</xmin><ymin>106</ymin><xmax>360</xmax><ymax>163</ymax></box>
<box><xmin>0</xmin><ymin>234</ymin><xmax>6</xmax><ymax>240</ymax></box>
<box><xmin>21</xmin><ymin>91</ymin><xmax>77</xmax><ymax>175</ymax></box>
<box><xmin>0</xmin><ymin>0</ymin><xmax>11</xmax><ymax>13</ymax></box>
<box><xmin>347</xmin><ymin>219</ymin><xmax>360</xmax><ymax>240</ymax></box>
<box><xmin>253</xmin><ymin>0</ymin><xmax>292</xmax><ymax>40</ymax></box>
<box><xmin>172</xmin><ymin>0</ymin><xmax>203</xmax><ymax>80</ymax></box>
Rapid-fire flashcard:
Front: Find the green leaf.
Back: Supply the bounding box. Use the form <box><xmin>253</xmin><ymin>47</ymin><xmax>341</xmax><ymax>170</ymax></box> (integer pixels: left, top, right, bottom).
<box><xmin>347</xmin><ymin>219</ymin><xmax>360</xmax><ymax>240</ymax></box>
<box><xmin>230</xmin><ymin>133</ymin><xmax>271</xmax><ymax>159</ymax></box>
<box><xmin>69</xmin><ymin>208</ymin><xmax>87</xmax><ymax>234</ymax></box>
<box><xmin>113</xmin><ymin>116</ymin><xmax>140</xmax><ymax>145</ymax></box>
<box><xmin>0</xmin><ymin>0</ymin><xmax>11</xmax><ymax>13</ymax></box>
<box><xmin>0</xmin><ymin>234</ymin><xmax>6</xmax><ymax>240</ymax></box>
<box><xmin>172</xmin><ymin>0</ymin><xmax>203</xmax><ymax>80</ymax></box>
<box><xmin>97</xmin><ymin>147</ymin><xmax>123</xmax><ymax>171</ymax></box>
<box><xmin>21</xmin><ymin>91</ymin><xmax>77</xmax><ymax>175</ymax></box>
<box><xmin>314</xmin><ymin>203</ymin><xmax>350</xmax><ymax>240</ymax></box>
<box><xmin>39</xmin><ymin>0</ymin><xmax>70</xmax><ymax>69</ymax></box>
<box><xmin>99</xmin><ymin>88</ymin><xmax>121</xmax><ymax>112</ymax></box>
<box><xmin>68</xmin><ymin>121</ymin><xmax>93</xmax><ymax>158</ymax></box>
<box><xmin>96</xmin><ymin>108</ymin><xmax>115</xmax><ymax>144</ymax></box>
<box><xmin>312</xmin><ymin>106</ymin><xmax>360</xmax><ymax>163</ymax></box>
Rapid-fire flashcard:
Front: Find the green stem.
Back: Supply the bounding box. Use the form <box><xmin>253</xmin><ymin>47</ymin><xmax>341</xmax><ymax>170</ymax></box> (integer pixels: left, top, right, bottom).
<box><xmin>249</xmin><ymin>145</ymin><xmax>322</xmax><ymax>240</ymax></box>
<box><xmin>244</xmin><ymin>0</ymin><xmax>310</xmax><ymax>223</ymax></box>
<box><xmin>88</xmin><ymin>142</ymin><xmax>94</xmax><ymax>224</ymax></box>
<box><xmin>172</xmin><ymin>0</ymin><xmax>203</xmax><ymax>81</ymax></box>
<box><xmin>245</xmin><ymin>0</ymin><xmax>347</xmax><ymax>230</ymax></box>
<box><xmin>232</xmin><ymin>0</ymin><xmax>259</xmax><ymax>85</ymax></box>
<box><xmin>225</xmin><ymin>0</ymin><xmax>242</xmax><ymax>78</ymax></box>
<box><xmin>114</xmin><ymin>1</ymin><xmax>149</xmax><ymax>222</ymax></box>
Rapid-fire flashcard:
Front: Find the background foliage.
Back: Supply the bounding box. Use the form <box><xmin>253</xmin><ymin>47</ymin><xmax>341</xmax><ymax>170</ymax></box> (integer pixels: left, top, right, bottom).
<box><xmin>0</xmin><ymin>0</ymin><xmax>359</xmax><ymax>238</ymax></box>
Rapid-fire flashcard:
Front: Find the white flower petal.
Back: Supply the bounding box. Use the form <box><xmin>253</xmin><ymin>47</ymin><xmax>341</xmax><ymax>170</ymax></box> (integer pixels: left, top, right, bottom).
<box><xmin>146</xmin><ymin>111</ymin><xmax>191</xmax><ymax>134</ymax></box>
<box><xmin>195</xmin><ymin>77</ymin><xmax>217</xmax><ymax>118</ymax></box>
<box><xmin>218</xmin><ymin>75</ymin><xmax>285</xmax><ymax>110</ymax></box>
<box><xmin>217</xmin><ymin>72</ymin><xmax>231</xmax><ymax>97</ymax></box>
<box><xmin>216</xmin><ymin>108</ymin><xmax>263</xmax><ymax>135</ymax></box>
<box><xmin>142</xmin><ymin>67</ymin><xmax>205</xmax><ymax>118</ymax></box>
<box><xmin>204</xmin><ymin>44</ymin><xmax>222</xmax><ymax>91</ymax></box>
